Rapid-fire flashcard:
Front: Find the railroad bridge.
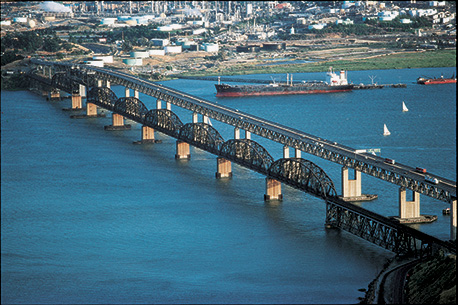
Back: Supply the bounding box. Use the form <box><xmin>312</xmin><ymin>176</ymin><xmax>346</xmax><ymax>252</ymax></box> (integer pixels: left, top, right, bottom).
<box><xmin>27</xmin><ymin>59</ymin><xmax>456</xmax><ymax>257</ymax></box>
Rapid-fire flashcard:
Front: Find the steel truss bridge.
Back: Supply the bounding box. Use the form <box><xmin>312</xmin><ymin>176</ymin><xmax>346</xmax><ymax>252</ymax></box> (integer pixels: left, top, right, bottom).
<box><xmin>27</xmin><ymin>59</ymin><xmax>456</xmax><ymax>257</ymax></box>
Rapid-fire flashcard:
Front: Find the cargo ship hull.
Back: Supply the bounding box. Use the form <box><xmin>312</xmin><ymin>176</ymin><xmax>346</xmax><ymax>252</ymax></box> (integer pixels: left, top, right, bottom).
<box><xmin>215</xmin><ymin>84</ymin><xmax>353</xmax><ymax>97</ymax></box>
<box><xmin>417</xmin><ymin>77</ymin><xmax>456</xmax><ymax>85</ymax></box>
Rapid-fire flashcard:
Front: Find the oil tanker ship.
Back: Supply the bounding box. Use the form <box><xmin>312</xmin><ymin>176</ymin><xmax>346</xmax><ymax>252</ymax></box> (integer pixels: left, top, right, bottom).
<box><xmin>417</xmin><ymin>74</ymin><xmax>456</xmax><ymax>85</ymax></box>
<box><xmin>215</xmin><ymin>67</ymin><xmax>353</xmax><ymax>97</ymax></box>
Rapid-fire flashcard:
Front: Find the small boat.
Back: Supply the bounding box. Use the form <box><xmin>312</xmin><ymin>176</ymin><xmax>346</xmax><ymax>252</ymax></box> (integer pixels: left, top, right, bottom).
<box><xmin>417</xmin><ymin>73</ymin><xmax>456</xmax><ymax>85</ymax></box>
<box><xmin>402</xmin><ymin>101</ymin><xmax>408</xmax><ymax>112</ymax></box>
<box><xmin>383</xmin><ymin>124</ymin><xmax>391</xmax><ymax>136</ymax></box>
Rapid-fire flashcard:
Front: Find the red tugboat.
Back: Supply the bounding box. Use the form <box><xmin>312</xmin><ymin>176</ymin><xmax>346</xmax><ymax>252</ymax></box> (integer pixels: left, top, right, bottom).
<box><xmin>417</xmin><ymin>73</ymin><xmax>456</xmax><ymax>85</ymax></box>
<box><xmin>215</xmin><ymin>67</ymin><xmax>353</xmax><ymax>97</ymax></box>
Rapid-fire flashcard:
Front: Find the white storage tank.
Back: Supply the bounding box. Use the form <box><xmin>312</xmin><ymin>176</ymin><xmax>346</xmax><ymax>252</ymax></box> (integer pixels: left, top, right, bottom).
<box><xmin>170</xmin><ymin>24</ymin><xmax>182</xmax><ymax>30</ymax></box>
<box><xmin>148</xmin><ymin>49</ymin><xmax>165</xmax><ymax>56</ymax></box>
<box><xmin>150</xmin><ymin>39</ymin><xmax>169</xmax><ymax>47</ymax></box>
<box><xmin>192</xmin><ymin>28</ymin><xmax>207</xmax><ymax>35</ymax></box>
<box><xmin>123</xmin><ymin>58</ymin><xmax>143</xmax><ymax>66</ymax></box>
<box><xmin>135</xmin><ymin>17</ymin><xmax>148</xmax><ymax>25</ymax></box>
<box><xmin>157</xmin><ymin>25</ymin><xmax>173</xmax><ymax>31</ymax></box>
<box><xmin>100</xmin><ymin>18</ymin><xmax>116</xmax><ymax>25</ymax></box>
<box><xmin>92</xmin><ymin>55</ymin><xmax>113</xmax><ymax>63</ymax></box>
<box><xmin>202</xmin><ymin>43</ymin><xmax>219</xmax><ymax>53</ymax></box>
<box><xmin>164</xmin><ymin>45</ymin><xmax>182</xmax><ymax>54</ymax></box>
<box><xmin>130</xmin><ymin>50</ymin><xmax>149</xmax><ymax>58</ymax></box>
<box><xmin>13</xmin><ymin>17</ymin><xmax>28</xmax><ymax>23</ymax></box>
<box><xmin>85</xmin><ymin>60</ymin><xmax>104</xmax><ymax>67</ymax></box>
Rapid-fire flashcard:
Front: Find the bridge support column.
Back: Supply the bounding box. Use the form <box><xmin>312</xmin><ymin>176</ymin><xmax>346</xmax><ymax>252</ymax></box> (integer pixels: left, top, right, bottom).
<box><xmin>79</xmin><ymin>84</ymin><xmax>86</xmax><ymax>98</ymax></box>
<box><xmin>166</xmin><ymin>102</ymin><xmax>171</xmax><ymax>110</ymax></box>
<box><xmin>295</xmin><ymin>148</ymin><xmax>301</xmax><ymax>158</ymax></box>
<box><xmin>112</xmin><ymin>113</ymin><xmax>124</xmax><ymax>126</ymax></box>
<box><xmin>104</xmin><ymin>113</ymin><xmax>131</xmax><ymax>130</ymax></box>
<box><xmin>47</xmin><ymin>89</ymin><xmax>60</xmax><ymax>101</ymax></box>
<box><xmin>390</xmin><ymin>187</ymin><xmax>437</xmax><ymax>224</ymax></box>
<box><xmin>245</xmin><ymin>130</ymin><xmax>251</xmax><ymax>139</ymax></box>
<box><xmin>71</xmin><ymin>94</ymin><xmax>82</xmax><ymax>109</ymax></box>
<box><xmin>451</xmin><ymin>199</ymin><xmax>457</xmax><ymax>241</ymax></box>
<box><xmin>134</xmin><ymin>90</ymin><xmax>139</xmax><ymax>99</ymax></box>
<box><xmin>283</xmin><ymin>146</ymin><xmax>289</xmax><ymax>158</ymax></box>
<box><xmin>133</xmin><ymin>125</ymin><xmax>161</xmax><ymax>144</ymax></box>
<box><xmin>125</xmin><ymin>88</ymin><xmax>130</xmax><ymax>97</ymax></box>
<box><xmin>192</xmin><ymin>112</ymin><xmax>198</xmax><ymax>123</ymax></box>
<box><xmin>342</xmin><ymin>167</ymin><xmax>361</xmax><ymax>199</ymax></box>
<box><xmin>215</xmin><ymin>157</ymin><xmax>232</xmax><ymax>178</ymax></box>
<box><xmin>157</xmin><ymin>99</ymin><xmax>162</xmax><ymax>109</ymax></box>
<box><xmin>399</xmin><ymin>188</ymin><xmax>420</xmax><ymax>219</ymax></box>
<box><xmin>234</xmin><ymin>128</ymin><xmax>240</xmax><ymax>139</ymax></box>
<box><xmin>175</xmin><ymin>141</ymin><xmax>190</xmax><ymax>159</ymax></box>
<box><xmin>340</xmin><ymin>167</ymin><xmax>377</xmax><ymax>202</ymax></box>
<box><xmin>106</xmin><ymin>80</ymin><xmax>110</xmax><ymax>88</ymax></box>
<box><xmin>264</xmin><ymin>178</ymin><xmax>282</xmax><ymax>201</ymax></box>
<box><xmin>86</xmin><ymin>102</ymin><xmax>98</xmax><ymax>116</ymax></box>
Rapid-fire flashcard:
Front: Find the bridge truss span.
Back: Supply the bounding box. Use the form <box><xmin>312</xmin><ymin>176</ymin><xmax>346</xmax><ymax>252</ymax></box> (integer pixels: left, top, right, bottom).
<box><xmin>26</xmin><ymin>59</ymin><xmax>456</xmax><ymax>255</ymax></box>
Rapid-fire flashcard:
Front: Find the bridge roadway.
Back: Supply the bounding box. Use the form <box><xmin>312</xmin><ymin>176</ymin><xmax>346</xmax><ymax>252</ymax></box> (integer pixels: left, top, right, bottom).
<box><xmin>35</xmin><ymin>59</ymin><xmax>457</xmax><ymax>204</ymax></box>
<box><xmin>28</xmin><ymin>59</ymin><xmax>456</xmax><ymax>255</ymax></box>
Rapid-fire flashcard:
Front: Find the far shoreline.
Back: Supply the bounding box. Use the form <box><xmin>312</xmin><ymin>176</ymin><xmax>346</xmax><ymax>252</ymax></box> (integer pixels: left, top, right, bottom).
<box><xmin>177</xmin><ymin>49</ymin><xmax>456</xmax><ymax>78</ymax></box>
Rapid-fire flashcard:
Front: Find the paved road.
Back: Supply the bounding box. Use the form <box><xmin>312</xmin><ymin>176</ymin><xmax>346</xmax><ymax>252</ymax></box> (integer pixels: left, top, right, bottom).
<box><xmin>378</xmin><ymin>259</ymin><xmax>420</xmax><ymax>304</ymax></box>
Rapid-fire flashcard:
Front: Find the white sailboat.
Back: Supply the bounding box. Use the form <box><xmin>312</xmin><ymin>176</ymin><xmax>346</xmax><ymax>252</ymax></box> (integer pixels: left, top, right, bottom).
<box><xmin>383</xmin><ymin>124</ymin><xmax>391</xmax><ymax>136</ymax></box>
<box><xmin>402</xmin><ymin>101</ymin><xmax>409</xmax><ymax>112</ymax></box>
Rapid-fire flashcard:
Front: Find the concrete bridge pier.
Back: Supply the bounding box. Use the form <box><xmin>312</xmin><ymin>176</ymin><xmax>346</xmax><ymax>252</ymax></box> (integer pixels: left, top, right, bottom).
<box><xmin>389</xmin><ymin>188</ymin><xmax>437</xmax><ymax>224</ymax></box>
<box><xmin>283</xmin><ymin>145</ymin><xmax>289</xmax><ymax>158</ymax></box>
<box><xmin>79</xmin><ymin>84</ymin><xmax>86</xmax><ymax>98</ymax></box>
<box><xmin>399</xmin><ymin>188</ymin><xmax>420</xmax><ymax>219</ymax></box>
<box><xmin>157</xmin><ymin>99</ymin><xmax>162</xmax><ymax>109</ymax></box>
<box><xmin>234</xmin><ymin>128</ymin><xmax>240</xmax><ymax>140</ymax></box>
<box><xmin>133</xmin><ymin>125</ymin><xmax>161</xmax><ymax>144</ymax></box>
<box><xmin>451</xmin><ymin>199</ymin><xmax>457</xmax><ymax>241</ymax></box>
<box><xmin>134</xmin><ymin>90</ymin><xmax>139</xmax><ymax>99</ymax></box>
<box><xmin>392</xmin><ymin>188</ymin><xmax>438</xmax><ymax>224</ymax></box>
<box><xmin>193</xmin><ymin>112</ymin><xmax>198</xmax><ymax>123</ymax></box>
<box><xmin>175</xmin><ymin>140</ymin><xmax>190</xmax><ymax>160</ymax></box>
<box><xmin>71</xmin><ymin>94</ymin><xmax>83</xmax><ymax>109</ymax></box>
<box><xmin>264</xmin><ymin>177</ymin><xmax>282</xmax><ymax>201</ymax></box>
<box><xmin>47</xmin><ymin>88</ymin><xmax>60</xmax><ymax>101</ymax></box>
<box><xmin>295</xmin><ymin>148</ymin><xmax>301</xmax><ymax>158</ymax></box>
<box><xmin>340</xmin><ymin>167</ymin><xmax>377</xmax><ymax>202</ymax></box>
<box><xmin>216</xmin><ymin>157</ymin><xmax>232</xmax><ymax>178</ymax></box>
<box><xmin>104</xmin><ymin>113</ymin><xmax>131</xmax><ymax>130</ymax></box>
<box><xmin>125</xmin><ymin>87</ymin><xmax>130</xmax><ymax>97</ymax></box>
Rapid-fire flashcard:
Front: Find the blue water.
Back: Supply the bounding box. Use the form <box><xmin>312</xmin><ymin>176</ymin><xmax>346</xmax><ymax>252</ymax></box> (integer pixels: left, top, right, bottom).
<box><xmin>1</xmin><ymin>67</ymin><xmax>455</xmax><ymax>304</ymax></box>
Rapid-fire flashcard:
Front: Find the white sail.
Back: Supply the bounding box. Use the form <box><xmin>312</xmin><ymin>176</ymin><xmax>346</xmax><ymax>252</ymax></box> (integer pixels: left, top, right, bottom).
<box><xmin>383</xmin><ymin>124</ymin><xmax>391</xmax><ymax>136</ymax></box>
<box><xmin>402</xmin><ymin>101</ymin><xmax>408</xmax><ymax>112</ymax></box>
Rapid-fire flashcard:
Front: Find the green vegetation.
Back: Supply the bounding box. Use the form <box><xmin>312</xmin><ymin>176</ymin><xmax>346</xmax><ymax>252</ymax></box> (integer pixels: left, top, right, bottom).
<box><xmin>180</xmin><ymin>49</ymin><xmax>456</xmax><ymax>77</ymax></box>
<box><xmin>1</xmin><ymin>30</ymin><xmax>76</xmax><ymax>66</ymax></box>
<box><xmin>406</xmin><ymin>252</ymin><xmax>456</xmax><ymax>304</ymax></box>
<box><xmin>1</xmin><ymin>73</ymin><xmax>29</xmax><ymax>90</ymax></box>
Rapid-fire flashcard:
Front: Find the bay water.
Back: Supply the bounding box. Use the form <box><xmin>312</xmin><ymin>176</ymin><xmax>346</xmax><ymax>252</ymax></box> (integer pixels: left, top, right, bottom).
<box><xmin>2</xmin><ymin>67</ymin><xmax>455</xmax><ymax>303</ymax></box>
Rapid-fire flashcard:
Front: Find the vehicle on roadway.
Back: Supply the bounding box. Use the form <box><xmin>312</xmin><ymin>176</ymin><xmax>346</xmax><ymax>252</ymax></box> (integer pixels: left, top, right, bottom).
<box><xmin>425</xmin><ymin>175</ymin><xmax>439</xmax><ymax>184</ymax></box>
<box><xmin>384</xmin><ymin>158</ymin><xmax>395</xmax><ymax>165</ymax></box>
